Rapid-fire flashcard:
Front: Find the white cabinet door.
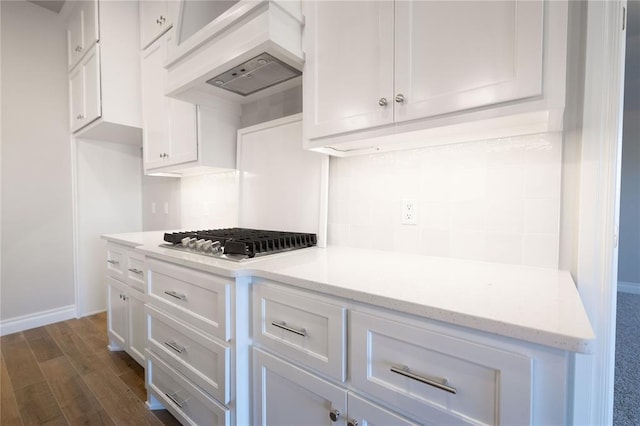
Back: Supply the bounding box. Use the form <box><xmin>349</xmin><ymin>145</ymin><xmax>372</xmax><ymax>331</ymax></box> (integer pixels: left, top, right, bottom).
<box><xmin>69</xmin><ymin>63</ymin><xmax>85</xmax><ymax>132</ymax></box>
<box><xmin>140</xmin><ymin>1</ymin><xmax>172</xmax><ymax>49</ymax></box>
<box><xmin>253</xmin><ymin>348</ymin><xmax>347</xmax><ymax>426</ymax></box>
<box><xmin>347</xmin><ymin>393</ymin><xmax>420</xmax><ymax>426</ymax></box>
<box><xmin>69</xmin><ymin>44</ymin><xmax>101</xmax><ymax>133</ymax></box>
<box><xmin>303</xmin><ymin>0</ymin><xmax>394</xmax><ymax>140</ymax></box>
<box><xmin>66</xmin><ymin>0</ymin><xmax>99</xmax><ymax>70</ymax></box>
<box><xmin>167</xmin><ymin>99</ymin><xmax>198</xmax><ymax>166</ymax></box>
<box><xmin>127</xmin><ymin>288</ymin><xmax>146</xmax><ymax>366</ymax></box>
<box><xmin>393</xmin><ymin>0</ymin><xmax>543</xmax><ymax>123</ymax></box>
<box><xmin>83</xmin><ymin>46</ymin><xmax>101</xmax><ymax>126</ymax></box>
<box><xmin>107</xmin><ymin>277</ymin><xmax>127</xmax><ymax>351</ymax></box>
<box><xmin>141</xmin><ymin>34</ymin><xmax>171</xmax><ymax>169</ymax></box>
<box><xmin>141</xmin><ymin>31</ymin><xmax>197</xmax><ymax>171</ymax></box>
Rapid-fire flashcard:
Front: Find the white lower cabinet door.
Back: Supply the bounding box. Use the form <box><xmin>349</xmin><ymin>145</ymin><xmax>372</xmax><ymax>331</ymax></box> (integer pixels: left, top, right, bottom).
<box><xmin>127</xmin><ymin>289</ymin><xmax>146</xmax><ymax>366</ymax></box>
<box><xmin>107</xmin><ymin>277</ymin><xmax>127</xmax><ymax>351</ymax></box>
<box><xmin>347</xmin><ymin>393</ymin><xmax>421</xmax><ymax>426</ymax></box>
<box><xmin>253</xmin><ymin>348</ymin><xmax>347</xmax><ymax>426</ymax></box>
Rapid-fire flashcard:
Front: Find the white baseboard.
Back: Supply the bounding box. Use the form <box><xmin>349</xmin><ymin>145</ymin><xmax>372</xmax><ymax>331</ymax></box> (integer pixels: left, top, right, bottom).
<box><xmin>618</xmin><ymin>281</ymin><xmax>640</xmax><ymax>295</ymax></box>
<box><xmin>0</xmin><ymin>305</ymin><xmax>76</xmax><ymax>336</ymax></box>
<box><xmin>78</xmin><ymin>308</ymin><xmax>106</xmax><ymax>318</ymax></box>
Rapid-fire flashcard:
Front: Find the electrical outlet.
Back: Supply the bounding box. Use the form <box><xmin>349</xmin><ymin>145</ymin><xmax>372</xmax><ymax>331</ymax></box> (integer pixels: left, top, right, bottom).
<box><xmin>402</xmin><ymin>199</ymin><xmax>419</xmax><ymax>225</ymax></box>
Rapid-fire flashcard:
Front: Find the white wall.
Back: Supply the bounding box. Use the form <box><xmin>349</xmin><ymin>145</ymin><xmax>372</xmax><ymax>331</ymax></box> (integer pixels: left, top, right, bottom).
<box><xmin>328</xmin><ymin>132</ymin><xmax>563</xmax><ymax>268</ymax></box>
<box><xmin>0</xmin><ymin>1</ymin><xmax>74</xmax><ymax>326</ymax></box>
<box><xmin>142</xmin><ymin>175</ymin><xmax>181</xmax><ymax>231</ymax></box>
<box><xmin>75</xmin><ymin>139</ymin><xmax>142</xmax><ymax>316</ymax></box>
<box><xmin>181</xmin><ymin>171</ymin><xmax>238</xmax><ymax>230</ymax></box>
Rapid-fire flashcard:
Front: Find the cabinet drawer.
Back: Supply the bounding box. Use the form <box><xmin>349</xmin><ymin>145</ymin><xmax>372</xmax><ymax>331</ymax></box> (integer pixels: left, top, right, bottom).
<box><xmin>126</xmin><ymin>251</ymin><xmax>145</xmax><ymax>292</ymax></box>
<box><xmin>252</xmin><ymin>282</ymin><xmax>346</xmax><ymax>381</ymax></box>
<box><xmin>147</xmin><ymin>305</ymin><xmax>229</xmax><ymax>404</ymax></box>
<box><xmin>147</xmin><ymin>258</ymin><xmax>231</xmax><ymax>341</ymax></box>
<box><xmin>350</xmin><ymin>311</ymin><xmax>532</xmax><ymax>425</ymax></box>
<box><xmin>147</xmin><ymin>351</ymin><xmax>230</xmax><ymax>426</ymax></box>
<box><xmin>106</xmin><ymin>244</ymin><xmax>125</xmax><ymax>280</ymax></box>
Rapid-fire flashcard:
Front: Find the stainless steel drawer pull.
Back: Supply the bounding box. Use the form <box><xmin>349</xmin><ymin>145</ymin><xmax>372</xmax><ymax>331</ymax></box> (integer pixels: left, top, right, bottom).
<box><xmin>107</xmin><ymin>259</ymin><xmax>119</xmax><ymax>265</ymax></box>
<box><xmin>164</xmin><ymin>341</ymin><xmax>186</xmax><ymax>354</ymax></box>
<box><xmin>164</xmin><ymin>392</ymin><xmax>185</xmax><ymax>408</ymax></box>
<box><xmin>127</xmin><ymin>268</ymin><xmax>143</xmax><ymax>275</ymax></box>
<box><xmin>390</xmin><ymin>365</ymin><xmax>457</xmax><ymax>394</ymax></box>
<box><xmin>272</xmin><ymin>320</ymin><xmax>306</xmax><ymax>337</ymax></box>
<box><xmin>164</xmin><ymin>290</ymin><xmax>186</xmax><ymax>301</ymax></box>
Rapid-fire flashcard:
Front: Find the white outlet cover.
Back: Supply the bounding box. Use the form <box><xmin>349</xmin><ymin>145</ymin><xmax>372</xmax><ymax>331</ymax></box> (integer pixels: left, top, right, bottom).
<box><xmin>402</xmin><ymin>199</ymin><xmax>419</xmax><ymax>225</ymax></box>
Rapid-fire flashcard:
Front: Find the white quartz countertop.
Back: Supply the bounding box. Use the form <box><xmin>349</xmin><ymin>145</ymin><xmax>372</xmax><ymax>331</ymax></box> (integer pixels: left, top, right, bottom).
<box><xmin>102</xmin><ymin>231</ymin><xmax>595</xmax><ymax>353</ymax></box>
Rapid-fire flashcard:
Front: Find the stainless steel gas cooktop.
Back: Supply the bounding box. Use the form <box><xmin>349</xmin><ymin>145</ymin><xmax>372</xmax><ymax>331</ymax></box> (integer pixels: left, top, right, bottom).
<box><xmin>160</xmin><ymin>228</ymin><xmax>317</xmax><ymax>261</ymax></box>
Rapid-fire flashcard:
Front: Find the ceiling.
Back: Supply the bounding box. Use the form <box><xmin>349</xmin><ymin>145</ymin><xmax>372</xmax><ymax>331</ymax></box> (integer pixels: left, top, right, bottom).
<box><xmin>28</xmin><ymin>0</ymin><xmax>65</xmax><ymax>14</ymax></box>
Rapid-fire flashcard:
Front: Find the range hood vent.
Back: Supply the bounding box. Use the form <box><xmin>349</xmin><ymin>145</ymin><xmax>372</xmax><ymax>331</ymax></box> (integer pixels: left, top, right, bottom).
<box><xmin>164</xmin><ymin>0</ymin><xmax>304</xmax><ymax>106</ymax></box>
<box><xmin>206</xmin><ymin>53</ymin><xmax>301</xmax><ymax>96</ymax></box>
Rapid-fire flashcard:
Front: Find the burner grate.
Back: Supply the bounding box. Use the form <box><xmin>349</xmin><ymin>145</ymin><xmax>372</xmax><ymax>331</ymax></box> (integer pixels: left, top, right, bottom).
<box><xmin>163</xmin><ymin>228</ymin><xmax>317</xmax><ymax>258</ymax></box>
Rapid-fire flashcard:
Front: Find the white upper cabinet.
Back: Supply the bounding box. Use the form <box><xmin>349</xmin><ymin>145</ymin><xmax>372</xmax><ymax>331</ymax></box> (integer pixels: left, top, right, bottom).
<box><xmin>303</xmin><ymin>1</ymin><xmax>394</xmax><ymax>139</ymax></box>
<box><xmin>140</xmin><ymin>0</ymin><xmax>178</xmax><ymax>49</ymax></box>
<box><xmin>66</xmin><ymin>0</ymin><xmax>143</xmax><ymax>144</ymax></box>
<box><xmin>141</xmin><ymin>30</ymin><xmax>240</xmax><ymax>176</ymax></box>
<box><xmin>304</xmin><ymin>0</ymin><xmax>564</xmax><ymax>156</ymax></box>
<box><xmin>393</xmin><ymin>0</ymin><xmax>543</xmax><ymax>123</ymax></box>
<box><xmin>66</xmin><ymin>0</ymin><xmax>99</xmax><ymax>70</ymax></box>
<box><xmin>69</xmin><ymin>44</ymin><xmax>101</xmax><ymax>133</ymax></box>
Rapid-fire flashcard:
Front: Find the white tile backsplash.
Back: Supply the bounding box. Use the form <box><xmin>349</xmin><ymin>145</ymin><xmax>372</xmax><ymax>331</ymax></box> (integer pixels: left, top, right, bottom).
<box><xmin>181</xmin><ymin>171</ymin><xmax>239</xmax><ymax>230</ymax></box>
<box><xmin>327</xmin><ymin>132</ymin><xmax>562</xmax><ymax>268</ymax></box>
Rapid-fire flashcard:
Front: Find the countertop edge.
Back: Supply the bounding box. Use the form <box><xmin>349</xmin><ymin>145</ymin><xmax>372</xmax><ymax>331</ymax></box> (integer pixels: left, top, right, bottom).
<box><xmin>103</xmin><ymin>233</ymin><xmax>595</xmax><ymax>354</ymax></box>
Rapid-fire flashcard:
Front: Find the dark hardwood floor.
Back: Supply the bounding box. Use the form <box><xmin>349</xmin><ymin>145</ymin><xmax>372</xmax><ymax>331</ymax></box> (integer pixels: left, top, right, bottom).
<box><xmin>0</xmin><ymin>312</ymin><xmax>180</xmax><ymax>426</ymax></box>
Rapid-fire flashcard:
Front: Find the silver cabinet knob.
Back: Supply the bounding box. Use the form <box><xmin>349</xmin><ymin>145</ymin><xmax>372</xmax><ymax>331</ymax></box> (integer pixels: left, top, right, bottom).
<box><xmin>156</xmin><ymin>18</ymin><xmax>161</xmax><ymax>25</ymax></box>
<box><xmin>395</xmin><ymin>93</ymin><xmax>406</xmax><ymax>103</ymax></box>
<box><xmin>75</xmin><ymin>45</ymin><xmax>83</xmax><ymax>52</ymax></box>
<box><xmin>347</xmin><ymin>420</ymin><xmax>359</xmax><ymax>426</ymax></box>
<box><xmin>160</xmin><ymin>15</ymin><xmax>166</xmax><ymax>23</ymax></box>
<box><xmin>329</xmin><ymin>409</ymin><xmax>340</xmax><ymax>422</ymax></box>
<box><xmin>378</xmin><ymin>97</ymin><xmax>388</xmax><ymax>107</ymax></box>
<box><xmin>76</xmin><ymin>114</ymin><xmax>85</xmax><ymax>120</ymax></box>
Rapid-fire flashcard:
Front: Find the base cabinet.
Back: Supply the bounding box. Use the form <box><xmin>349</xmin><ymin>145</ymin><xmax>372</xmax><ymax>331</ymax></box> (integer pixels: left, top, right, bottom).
<box><xmin>253</xmin><ymin>348</ymin><xmax>347</xmax><ymax>426</ymax></box>
<box><xmin>147</xmin><ymin>351</ymin><xmax>230</xmax><ymax>426</ymax></box>
<box><xmin>253</xmin><ymin>348</ymin><xmax>419</xmax><ymax>426</ymax></box>
<box><xmin>106</xmin><ymin>276</ymin><xmax>146</xmax><ymax>366</ymax></box>
<box><xmin>103</xmin><ymin>250</ymin><xmax>578</xmax><ymax>425</ymax></box>
<box><xmin>145</xmin><ymin>259</ymin><xmax>234</xmax><ymax>425</ymax></box>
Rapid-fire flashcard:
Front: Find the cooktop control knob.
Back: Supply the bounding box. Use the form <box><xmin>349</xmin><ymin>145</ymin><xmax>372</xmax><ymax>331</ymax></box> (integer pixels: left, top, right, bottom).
<box><xmin>202</xmin><ymin>240</ymin><xmax>213</xmax><ymax>253</ymax></box>
<box><xmin>187</xmin><ymin>238</ymin><xmax>197</xmax><ymax>249</ymax></box>
<box><xmin>195</xmin><ymin>239</ymin><xmax>205</xmax><ymax>251</ymax></box>
<box><xmin>181</xmin><ymin>237</ymin><xmax>191</xmax><ymax>247</ymax></box>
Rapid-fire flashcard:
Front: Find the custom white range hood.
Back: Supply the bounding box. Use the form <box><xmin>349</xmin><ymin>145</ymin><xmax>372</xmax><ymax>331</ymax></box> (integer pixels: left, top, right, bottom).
<box><xmin>165</xmin><ymin>0</ymin><xmax>304</xmax><ymax>106</ymax></box>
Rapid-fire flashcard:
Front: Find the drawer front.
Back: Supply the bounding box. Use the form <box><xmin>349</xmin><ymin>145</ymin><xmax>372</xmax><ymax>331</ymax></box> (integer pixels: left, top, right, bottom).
<box><xmin>147</xmin><ymin>351</ymin><xmax>230</xmax><ymax>426</ymax></box>
<box><xmin>252</xmin><ymin>281</ymin><xmax>346</xmax><ymax>381</ymax></box>
<box><xmin>126</xmin><ymin>252</ymin><xmax>145</xmax><ymax>292</ymax></box>
<box><xmin>106</xmin><ymin>244</ymin><xmax>125</xmax><ymax>280</ymax></box>
<box><xmin>350</xmin><ymin>311</ymin><xmax>532</xmax><ymax>426</ymax></box>
<box><xmin>147</xmin><ymin>258</ymin><xmax>231</xmax><ymax>341</ymax></box>
<box><xmin>147</xmin><ymin>305</ymin><xmax>230</xmax><ymax>404</ymax></box>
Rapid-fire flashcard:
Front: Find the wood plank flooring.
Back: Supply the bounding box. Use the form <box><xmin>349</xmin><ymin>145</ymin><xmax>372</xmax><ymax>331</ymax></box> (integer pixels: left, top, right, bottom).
<box><xmin>0</xmin><ymin>313</ymin><xmax>180</xmax><ymax>426</ymax></box>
